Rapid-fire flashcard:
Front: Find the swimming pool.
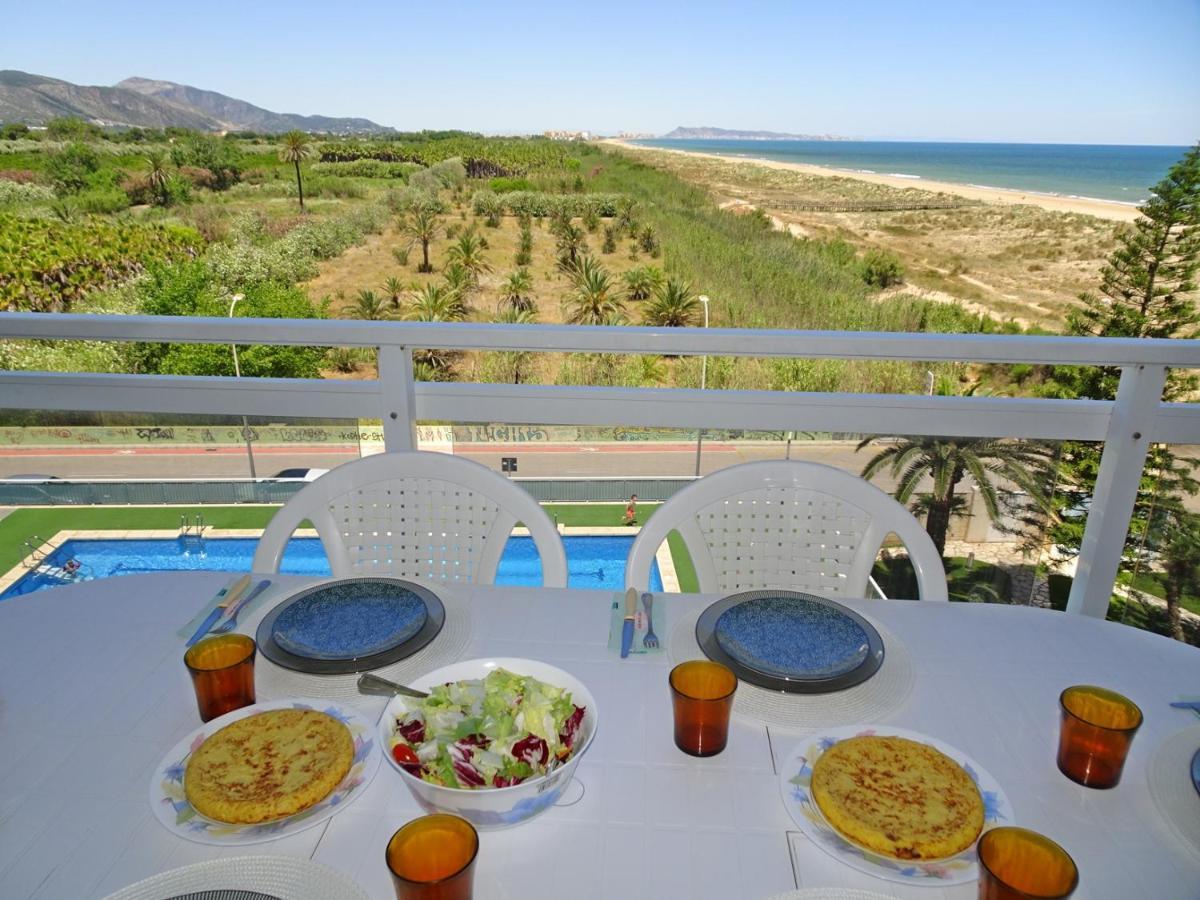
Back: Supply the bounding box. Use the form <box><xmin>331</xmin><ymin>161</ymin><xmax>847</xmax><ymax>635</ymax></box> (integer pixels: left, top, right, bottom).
<box><xmin>1</xmin><ymin>535</ymin><xmax>663</xmax><ymax>599</ymax></box>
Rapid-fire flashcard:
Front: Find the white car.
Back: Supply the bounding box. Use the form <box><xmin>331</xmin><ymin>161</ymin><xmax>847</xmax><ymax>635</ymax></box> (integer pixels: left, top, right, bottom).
<box><xmin>271</xmin><ymin>468</ymin><xmax>329</xmax><ymax>481</ymax></box>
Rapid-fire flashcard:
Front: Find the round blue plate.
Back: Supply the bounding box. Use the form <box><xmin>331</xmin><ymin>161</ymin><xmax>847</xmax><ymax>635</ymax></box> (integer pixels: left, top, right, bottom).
<box><xmin>257</xmin><ymin>578</ymin><xmax>444</xmax><ymax>674</ymax></box>
<box><xmin>696</xmin><ymin>590</ymin><xmax>884</xmax><ymax>693</ymax></box>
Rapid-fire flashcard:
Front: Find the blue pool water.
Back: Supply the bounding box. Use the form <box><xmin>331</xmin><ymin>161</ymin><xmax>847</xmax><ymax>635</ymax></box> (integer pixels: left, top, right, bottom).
<box><xmin>1</xmin><ymin>535</ymin><xmax>662</xmax><ymax>599</ymax></box>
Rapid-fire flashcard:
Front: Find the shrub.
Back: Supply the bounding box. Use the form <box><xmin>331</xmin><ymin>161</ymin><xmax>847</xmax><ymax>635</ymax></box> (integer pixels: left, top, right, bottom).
<box><xmin>408</xmin><ymin>168</ymin><xmax>442</xmax><ymax>195</ymax></box>
<box><xmin>860</xmin><ymin>249</ymin><xmax>905</xmax><ymax>288</ymax></box>
<box><xmin>311</xmin><ymin>160</ymin><xmax>419</xmax><ymax>179</ymax></box>
<box><xmin>75</xmin><ymin>185</ymin><xmax>131</xmax><ymax>214</ymax></box>
<box><xmin>45</xmin><ymin>141</ymin><xmax>101</xmax><ymax>194</ymax></box>
<box><xmin>0</xmin><ymin>169</ymin><xmax>39</xmax><ymax>184</ymax></box>
<box><xmin>392</xmin><ymin>246</ymin><xmax>410</xmax><ymax>266</ymax></box>
<box><xmin>0</xmin><ymin>180</ymin><xmax>55</xmax><ymax>205</ymax></box>
<box><xmin>488</xmin><ymin>176</ymin><xmax>534</xmax><ymax>192</ymax></box>
<box><xmin>430</xmin><ymin>157</ymin><xmax>467</xmax><ymax>189</ymax></box>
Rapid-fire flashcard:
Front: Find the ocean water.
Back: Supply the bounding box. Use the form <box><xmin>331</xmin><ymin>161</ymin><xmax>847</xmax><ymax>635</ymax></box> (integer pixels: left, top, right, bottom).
<box><xmin>632</xmin><ymin>139</ymin><xmax>1188</xmax><ymax>204</ymax></box>
<box><xmin>0</xmin><ymin>535</ymin><xmax>663</xmax><ymax>598</ymax></box>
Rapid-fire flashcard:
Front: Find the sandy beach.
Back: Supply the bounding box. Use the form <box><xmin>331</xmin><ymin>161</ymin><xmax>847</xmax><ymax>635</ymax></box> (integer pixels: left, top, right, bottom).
<box><xmin>603</xmin><ymin>139</ymin><xmax>1140</xmax><ymax>222</ymax></box>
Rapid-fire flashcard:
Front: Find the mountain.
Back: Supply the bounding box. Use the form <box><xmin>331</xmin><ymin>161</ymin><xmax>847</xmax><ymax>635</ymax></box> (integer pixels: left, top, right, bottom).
<box><xmin>0</xmin><ymin>70</ymin><xmax>392</xmax><ymax>134</ymax></box>
<box><xmin>661</xmin><ymin>126</ymin><xmax>848</xmax><ymax>141</ymax></box>
<box><xmin>117</xmin><ymin>77</ymin><xmax>390</xmax><ymax>134</ymax></box>
<box><xmin>0</xmin><ymin>71</ymin><xmax>223</xmax><ymax>130</ymax></box>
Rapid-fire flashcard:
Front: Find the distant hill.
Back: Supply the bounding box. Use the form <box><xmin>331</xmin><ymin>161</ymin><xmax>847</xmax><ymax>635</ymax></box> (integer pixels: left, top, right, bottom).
<box><xmin>0</xmin><ymin>71</ymin><xmax>223</xmax><ymax>131</ymax></box>
<box><xmin>661</xmin><ymin>126</ymin><xmax>848</xmax><ymax>141</ymax></box>
<box><xmin>0</xmin><ymin>70</ymin><xmax>392</xmax><ymax>134</ymax></box>
<box><xmin>117</xmin><ymin>77</ymin><xmax>391</xmax><ymax>134</ymax></box>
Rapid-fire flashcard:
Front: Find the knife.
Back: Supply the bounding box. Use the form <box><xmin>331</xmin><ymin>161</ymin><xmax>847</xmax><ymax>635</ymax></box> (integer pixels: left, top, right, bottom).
<box><xmin>185</xmin><ymin>574</ymin><xmax>252</xmax><ymax>647</ymax></box>
<box><xmin>620</xmin><ymin>587</ymin><xmax>637</xmax><ymax>658</ymax></box>
<box><xmin>219</xmin><ymin>578</ymin><xmax>271</xmax><ymax>623</ymax></box>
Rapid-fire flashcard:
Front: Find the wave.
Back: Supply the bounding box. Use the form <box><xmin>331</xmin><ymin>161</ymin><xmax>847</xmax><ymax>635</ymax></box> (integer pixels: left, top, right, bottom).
<box><xmin>885</xmin><ymin>172</ymin><xmax>921</xmax><ymax>179</ymax></box>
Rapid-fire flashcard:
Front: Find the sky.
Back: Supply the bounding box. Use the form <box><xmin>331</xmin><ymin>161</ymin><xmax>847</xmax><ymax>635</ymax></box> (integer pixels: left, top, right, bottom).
<box><xmin>4</xmin><ymin>0</ymin><xmax>1199</xmax><ymax>144</ymax></box>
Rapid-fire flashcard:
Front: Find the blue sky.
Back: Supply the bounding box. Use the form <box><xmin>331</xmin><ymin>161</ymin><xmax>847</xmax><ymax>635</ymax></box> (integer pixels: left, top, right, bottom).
<box><xmin>5</xmin><ymin>0</ymin><xmax>1198</xmax><ymax>144</ymax></box>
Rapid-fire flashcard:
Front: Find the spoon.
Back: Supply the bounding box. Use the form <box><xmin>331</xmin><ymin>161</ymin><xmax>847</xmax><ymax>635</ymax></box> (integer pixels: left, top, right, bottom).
<box><xmin>357</xmin><ymin>672</ymin><xmax>429</xmax><ymax>699</ymax></box>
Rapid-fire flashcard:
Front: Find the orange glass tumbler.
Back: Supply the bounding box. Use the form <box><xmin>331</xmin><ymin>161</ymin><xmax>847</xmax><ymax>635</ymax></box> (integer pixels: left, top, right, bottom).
<box><xmin>1056</xmin><ymin>685</ymin><xmax>1142</xmax><ymax>788</ymax></box>
<box><xmin>184</xmin><ymin>633</ymin><xmax>256</xmax><ymax>722</ymax></box>
<box><xmin>669</xmin><ymin>660</ymin><xmax>737</xmax><ymax>757</ymax></box>
<box><xmin>385</xmin><ymin>814</ymin><xmax>479</xmax><ymax>900</ymax></box>
<box><xmin>977</xmin><ymin>826</ymin><xmax>1078</xmax><ymax>899</ymax></box>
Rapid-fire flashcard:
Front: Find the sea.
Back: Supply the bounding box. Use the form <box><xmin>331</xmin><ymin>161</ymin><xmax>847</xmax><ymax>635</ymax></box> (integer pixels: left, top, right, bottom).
<box><xmin>630</xmin><ymin>139</ymin><xmax>1189</xmax><ymax>205</ymax></box>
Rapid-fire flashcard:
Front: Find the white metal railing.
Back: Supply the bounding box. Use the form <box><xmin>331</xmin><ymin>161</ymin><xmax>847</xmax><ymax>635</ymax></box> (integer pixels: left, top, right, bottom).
<box><xmin>4</xmin><ymin>312</ymin><xmax>1200</xmax><ymax>619</ymax></box>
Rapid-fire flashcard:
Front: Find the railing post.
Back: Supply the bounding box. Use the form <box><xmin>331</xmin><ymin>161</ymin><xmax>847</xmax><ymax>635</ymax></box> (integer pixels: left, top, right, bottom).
<box><xmin>1066</xmin><ymin>364</ymin><xmax>1166</xmax><ymax>618</ymax></box>
<box><xmin>377</xmin><ymin>345</ymin><xmax>418</xmax><ymax>452</ymax></box>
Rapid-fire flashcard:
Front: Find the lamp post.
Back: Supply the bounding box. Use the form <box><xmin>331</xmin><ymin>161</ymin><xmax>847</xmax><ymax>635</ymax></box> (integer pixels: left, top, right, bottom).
<box><xmin>228</xmin><ymin>293</ymin><xmax>257</xmax><ymax>479</ymax></box>
<box><xmin>694</xmin><ymin>295</ymin><xmax>710</xmax><ymax>478</ymax></box>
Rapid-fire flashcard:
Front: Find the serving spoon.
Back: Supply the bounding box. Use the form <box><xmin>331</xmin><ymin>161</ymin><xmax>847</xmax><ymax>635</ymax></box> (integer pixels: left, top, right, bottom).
<box><xmin>357</xmin><ymin>672</ymin><xmax>430</xmax><ymax>699</ymax></box>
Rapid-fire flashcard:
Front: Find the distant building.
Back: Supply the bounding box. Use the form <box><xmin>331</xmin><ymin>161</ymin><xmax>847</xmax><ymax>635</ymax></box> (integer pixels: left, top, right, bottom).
<box><xmin>543</xmin><ymin>130</ymin><xmax>591</xmax><ymax>141</ymax></box>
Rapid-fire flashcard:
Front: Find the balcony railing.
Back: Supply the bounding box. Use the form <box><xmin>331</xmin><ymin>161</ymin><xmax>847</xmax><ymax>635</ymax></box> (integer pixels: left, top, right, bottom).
<box><xmin>4</xmin><ymin>312</ymin><xmax>1200</xmax><ymax>619</ymax></box>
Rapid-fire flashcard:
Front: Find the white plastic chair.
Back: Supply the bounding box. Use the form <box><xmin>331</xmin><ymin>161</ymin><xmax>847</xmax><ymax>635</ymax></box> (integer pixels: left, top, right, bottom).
<box><xmin>625</xmin><ymin>460</ymin><xmax>948</xmax><ymax>601</ymax></box>
<box><xmin>252</xmin><ymin>451</ymin><xmax>568</xmax><ymax>587</ymax></box>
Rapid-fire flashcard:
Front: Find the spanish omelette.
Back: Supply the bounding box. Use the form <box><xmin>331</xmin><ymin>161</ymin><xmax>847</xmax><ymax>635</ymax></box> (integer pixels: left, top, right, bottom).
<box><xmin>184</xmin><ymin>708</ymin><xmax>354</xmax><ymax>824</ymax></box>
<box><xmin>811</xmin><ymin>734</ymin><xmax>984</xmax><ymax>860</ymax></box>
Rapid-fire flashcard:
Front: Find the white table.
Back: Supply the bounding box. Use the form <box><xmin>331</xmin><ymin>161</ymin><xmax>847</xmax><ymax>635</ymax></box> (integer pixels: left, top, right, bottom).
<box><xmin>1</xmin><ymin>573</ymin><xmax>1198</xmax><ymax>899</ymax></box>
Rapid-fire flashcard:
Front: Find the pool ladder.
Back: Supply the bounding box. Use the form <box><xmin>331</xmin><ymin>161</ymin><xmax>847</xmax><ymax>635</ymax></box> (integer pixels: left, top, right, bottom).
<box><xmin>21</xmin><ymin>534</ymin><xmax>48</xmax><ymax>568</ymax></box>
<box><xmin>179</xmin><ymin>514</ymin><xmax>208</xmax><ymax>553</ymax></box>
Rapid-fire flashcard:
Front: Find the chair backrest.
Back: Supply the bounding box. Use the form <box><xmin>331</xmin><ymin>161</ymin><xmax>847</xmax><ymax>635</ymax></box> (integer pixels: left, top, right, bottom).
<box><xmin>625</xmin><ymin>460</ymin><xmax>947</xmax><ymax>601</ymax></box>
<box><xmin>251</xmin><ymin>451</ymin><xmax>568</xmax><ymax>587</ymax></box>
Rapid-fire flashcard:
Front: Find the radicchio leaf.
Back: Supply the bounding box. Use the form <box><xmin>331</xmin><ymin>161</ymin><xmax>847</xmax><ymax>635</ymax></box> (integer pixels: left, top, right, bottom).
<box><xmin>559</xmin><ymin>705</ymin><xmax>585</xmax><ymax>750</ymax></box>
<box><xmin>512</xmin><ymin>734</ymin><xmax>549</xmax><ymax>766</ymax></box>
<box><xmin>397</xmin><ymin>718</ymin><xmax>425</xmax><ymax>744</ymax></box>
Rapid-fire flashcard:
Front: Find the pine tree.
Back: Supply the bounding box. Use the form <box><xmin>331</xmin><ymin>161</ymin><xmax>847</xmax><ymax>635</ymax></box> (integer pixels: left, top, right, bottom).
<box><xmin>1046</xmin><ymin>145</ymin><xmax>1200</xmax><ymax>607</ymax></box>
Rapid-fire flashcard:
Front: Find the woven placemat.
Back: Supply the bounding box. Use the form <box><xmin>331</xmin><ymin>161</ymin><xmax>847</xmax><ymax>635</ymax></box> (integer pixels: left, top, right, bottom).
<box><xmin>102</xmin><ymin>855</ymin><xmax>369</xmax><ymax>900</ymax></box>
<box><xmin>1146</xmin><ymin>724</ymin><xmax>1200</xmax><ymax>861</ymax></box>
<box><xmin>240</xmin><ymin>579</ymin><xmax>472</xmax><ymax>716</ymax></box>
<box><xmin>767</xmin><ymin>890</ymin><xmax>893</xmax><ymax>900</ymax></box>
<box><xmin>670</xmin><ymin>603</ymin><xmax>914</xmax><ymax>730</ymax></box>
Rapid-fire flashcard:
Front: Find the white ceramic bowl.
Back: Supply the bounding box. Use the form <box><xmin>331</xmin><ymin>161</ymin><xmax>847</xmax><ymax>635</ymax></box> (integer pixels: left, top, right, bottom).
<box><xmin>379</xmin><ymin>657</ymin><xmax>598</xmax><ymax>829</ymax></box>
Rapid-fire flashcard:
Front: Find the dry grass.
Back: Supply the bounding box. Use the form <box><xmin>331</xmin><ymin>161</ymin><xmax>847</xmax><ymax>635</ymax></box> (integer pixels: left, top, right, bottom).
<box><xmin>302</xmin><ymin>209</ymin><xmax>646</xmax><ymax>324</ymax></box>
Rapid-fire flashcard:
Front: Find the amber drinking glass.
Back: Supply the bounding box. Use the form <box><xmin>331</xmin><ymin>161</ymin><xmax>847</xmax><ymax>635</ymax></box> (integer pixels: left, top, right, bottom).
<box><xmin>385</xmin><ymin>814</ymin><xmax>479</xmax><ymax>900</ymax></box>
<box><xmin>1056</xmin><ymin>685</ymin><xmax>1143</xmax><ymax>788</ymax></box>
<box><xmin>669</xmin><ymin>660</ymin><xmax>737</xmax><ymax>757</ymax></box>
<box><xmin>977</xmin><ymin>827</ymin><xmax>1078</xmax><ymax>899</ymax></box>
<box><xmin>184</xmin><ymin>633</ymin><xmax>256</xmax><ymax>722</ymax></box>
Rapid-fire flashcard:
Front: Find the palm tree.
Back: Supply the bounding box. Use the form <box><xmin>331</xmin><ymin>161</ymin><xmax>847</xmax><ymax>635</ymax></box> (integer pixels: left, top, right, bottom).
<box><xmin>145</xmin><ymin>150</ymin><xmax>170</xmax><ymax>207</ymax></box>
<box><xmin>446</xmin><ymin>228</ymin><xmax>492</xmax><ymax>285</ymax></box>
<box><xmin>401</xmin><ymin>206</ymin><xmax>440</xmax><ymax>273</ymax></box>
<box><xmin>562</xmin><ymin>257</ymin><xmax>625</xmax><ymax>325</ymax></box>
<box><xmin>857</xmin><ymin>436</ymin><xmax>1056</xmax><ymax>557</ymax></box>
<box><xmin>441</xmin><ymin>262</ymin><xmax>474</xmax><ymax>314</ymax></box>
<box><xmin>382</xmin><ymin>276</ymin><xmax>406</xmax><ymax>309</ymax></box>
<box><xmin>346</xmin><ymin>289</ymin><xmax>391</xmax><ymax>321</ymax></box>
<box><xmin>406</xmin><ymin>284</ymin><xmax>464</xmax><ymax>375</ymax></box>
<box><xmin>278</xmin><ymin>131</ymin><xmax>312</xmax><ymax>211</ymax></box>
<box><xmin>623</xmin><ymin>266</ymin><xmax>664</xmax><ymax>301</ymax></box>
<box><xmin>499</xmin><ymin>269</ymin><xmax>535</xmax><ymax>313</ymax></box>
<box><xmin>489</xmin><ymin>306</ymin><xmax>539</xmax><ymax>384</ymax></box>
<box><xmin>555</xmin><ymin>222</ymin><xmax>588</xmax><ymax>272</ymax></box>
<box><xmin>1161</xmin><ymin>511</ymin><xmax>1200</xmax><ymax>640</ymax></box>
<box><xmin>642</xmin><ymin>278</ymin><xmax>701</xmax><ymax>327</ymax></box>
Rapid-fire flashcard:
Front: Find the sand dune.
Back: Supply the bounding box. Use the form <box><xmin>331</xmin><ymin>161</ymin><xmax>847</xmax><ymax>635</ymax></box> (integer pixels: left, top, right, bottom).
<box><xmin>603</xmin><ymin>140</ymin><xmax>1139</xmax><ymax>223</ymax></box>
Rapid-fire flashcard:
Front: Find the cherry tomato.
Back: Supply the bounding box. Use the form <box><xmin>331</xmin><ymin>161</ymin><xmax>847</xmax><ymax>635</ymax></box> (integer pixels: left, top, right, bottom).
<box><xmin>391</xmin><ymin>743</ymin><xmax>420</xmax><ymax>766</ymax></box>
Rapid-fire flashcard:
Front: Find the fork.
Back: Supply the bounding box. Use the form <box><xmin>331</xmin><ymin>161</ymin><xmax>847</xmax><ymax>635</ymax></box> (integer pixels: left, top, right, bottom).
<box><xmin>642</xmin><ymin>592</ymin><xmax>659</xmax><ymax>649</ymax></box>
<box><xmin>212</xmin><ymin>579</ymin><xmax>271</xmax><ymax>634</ymax></box>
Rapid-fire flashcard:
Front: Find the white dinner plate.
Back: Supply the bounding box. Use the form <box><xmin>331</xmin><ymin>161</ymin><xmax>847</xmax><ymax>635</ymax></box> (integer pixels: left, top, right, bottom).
<box><xmin>778</xmin><ymin>724</ymin><xmax>1012</xmax><ymax>885</ymax></box>
<box><xmin>149</xmin><ymin>698</ymin><xmax>381</xmax><ymax>846</ymax></box>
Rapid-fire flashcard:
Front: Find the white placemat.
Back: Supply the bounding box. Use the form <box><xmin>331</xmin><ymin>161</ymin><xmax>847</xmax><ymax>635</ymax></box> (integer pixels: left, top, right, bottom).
<box><xmin>669</xmin><ymin>602</ymin><xmax>914</xmax><ymax>730</ymax></box>
<box><xmin>1146</xmin><ymin>724</ymin><xmax>1200</xmax><ymax>861</ymax></box>
<box><xmin>239</xmin><ymin>579</ymin><xmax>473</xmax><ymax>716</ymax></box>
<box><xmin>767</xmin><ymin>891</ymin><xmax>893</xmax><ymax>900</ymax></box>
<box><xmin>103</xmin><ymin>855</ymin><xmax>370</xmax><ymax>900</ymax></box>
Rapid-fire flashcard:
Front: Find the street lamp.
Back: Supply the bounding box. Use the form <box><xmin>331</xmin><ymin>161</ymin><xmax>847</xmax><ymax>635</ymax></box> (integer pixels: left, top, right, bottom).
<box><xmin>694</xmin><ymin>295</ymin><xmax>710</xmax><ymax>477</ymax></box>
<box><xmin>228</xmin><ymin>293</ymin><xmax>257</xmax><ymax>479</ymax></box>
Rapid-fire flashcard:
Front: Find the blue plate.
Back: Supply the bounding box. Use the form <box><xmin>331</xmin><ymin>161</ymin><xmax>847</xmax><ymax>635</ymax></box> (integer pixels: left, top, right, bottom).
<box><xmin>257</xmin><ymin>578</ymin><xmax>444</xmax><ymax>674</ymax></box>
<box><xmin>1191</xmin><ymin>747</ymin><xmax>1200</xmax><ymax>798</ymax></box>
<box><xmin>696</xmin><ymin>590</ymin><xmax>884</xmax><ymax>693</ymax></box>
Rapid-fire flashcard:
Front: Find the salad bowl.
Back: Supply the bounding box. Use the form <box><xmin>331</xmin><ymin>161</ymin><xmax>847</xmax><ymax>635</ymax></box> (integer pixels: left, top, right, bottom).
<box><xmin>379</xmin><ymin>657</ymin><xmax>599</xmax><ymax>829</ymax></box>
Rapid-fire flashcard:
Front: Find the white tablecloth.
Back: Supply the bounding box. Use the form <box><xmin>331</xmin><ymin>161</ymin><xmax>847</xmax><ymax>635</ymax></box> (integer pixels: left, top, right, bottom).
<box><xmin>1</xmin><ymin>573</ymin><xmax>1198</xmax><ymax>899</ymax></box>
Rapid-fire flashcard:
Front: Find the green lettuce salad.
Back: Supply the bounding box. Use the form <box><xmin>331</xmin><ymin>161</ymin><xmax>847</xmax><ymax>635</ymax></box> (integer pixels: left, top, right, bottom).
<box><xmin>388</xmin><ymin>668</ymin><xmax>587</xmax><ymax>789</ymax></box>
